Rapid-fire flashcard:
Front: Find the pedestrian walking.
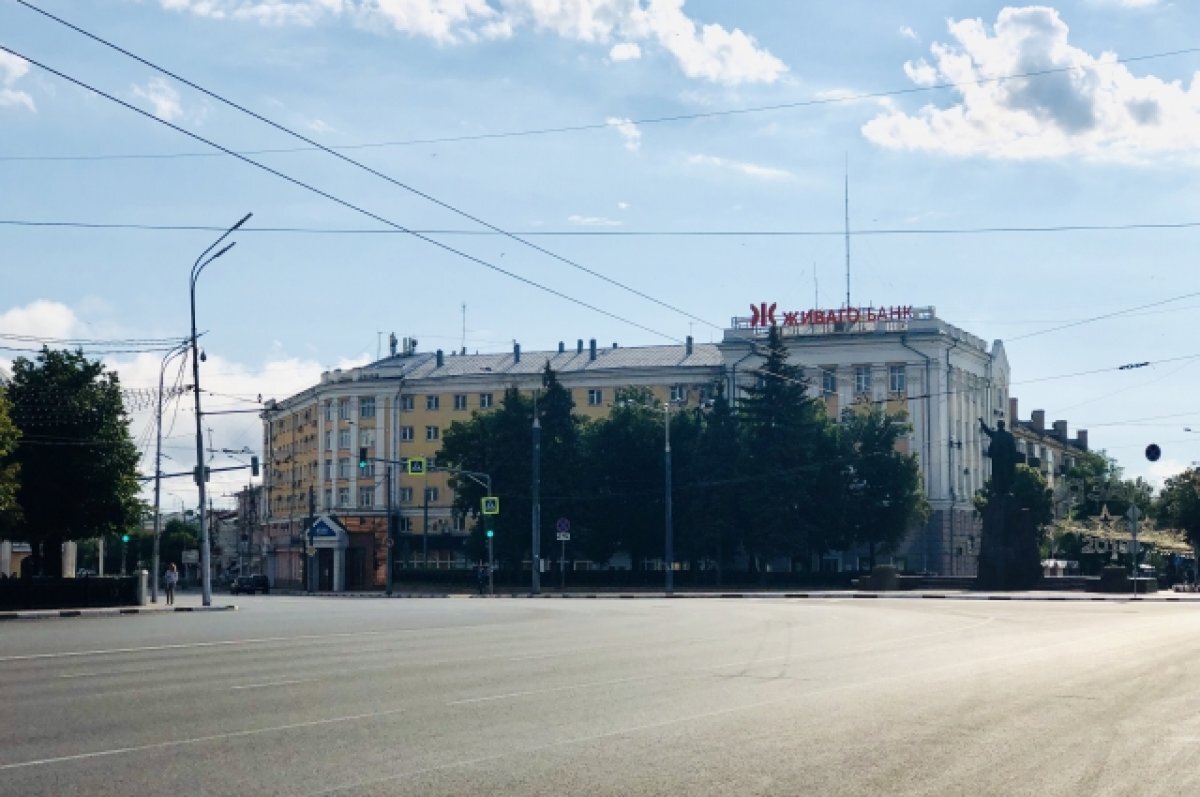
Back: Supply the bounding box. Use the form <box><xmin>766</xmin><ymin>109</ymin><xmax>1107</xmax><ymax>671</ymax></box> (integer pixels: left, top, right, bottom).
<box><xmin>164</xmin><ymin>563</ymin><xmax>179</xmax><ymax>605</ymax></box>
<box><xmin>476</xmin><ymin>564</ymin><xmax>487</xmax><ymax>596</ymax></box>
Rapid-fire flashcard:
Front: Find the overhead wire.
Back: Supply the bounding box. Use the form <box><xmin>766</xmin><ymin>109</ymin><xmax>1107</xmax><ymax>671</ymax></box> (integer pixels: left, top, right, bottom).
<box><xmin>0</xmin><ymin>44</ymin><xmax>679</xmax><ymax>344</ymax></box>
<box><xmin>10</xmin><ymin>1</ymin><xmax>719</xmax><ymax>337</ymax></box>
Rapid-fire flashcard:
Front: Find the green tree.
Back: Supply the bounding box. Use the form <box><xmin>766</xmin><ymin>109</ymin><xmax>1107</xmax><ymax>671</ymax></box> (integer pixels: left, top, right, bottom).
<box><xmin>833</xmin><ymin>408</ymin><xmax>929</xmax><ymax>569</ymax></box>
<box><xmin>6</xmin><ymin>348</ymin><xmax>143</xmax><ymax>576</ymax></box>
<box><xmin>736</xmin><ymin>326</ymin><xmax>831</xmax><ymax>569</ymax></box>
<box><xmin>0</xmin><ymin>387</ymin><xmax>20</xmax><ymax>536</ymax></box>
<box><xmin>158</xmin><ymin>517</ymin><xmax>199</xmax><ymax>574</ymax></box>
<box><xmin>674</xmin><ymin>383</ymin><xmax>741</xmax><ymax>581</ymax></box>
<box><xmin>1064</xmin><ymin>450</ymin><xmax>1151</xmax><ymax>519</ymax></box>
<box><xmin>578</xmin><ymin>387</ymin><xmax>666</xmax><ymax>571</ymax></box>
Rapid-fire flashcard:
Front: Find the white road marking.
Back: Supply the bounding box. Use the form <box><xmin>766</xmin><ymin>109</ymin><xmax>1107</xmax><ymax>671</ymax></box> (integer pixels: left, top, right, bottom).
<box><xmin>0</xmin><ymin>623</ymin><xmax>497</xmax><ymax>663</ymax></box>
<box><xmin>58</xmin><ymin>667</ymin><xmax>158</xmax><ymax>679</ymax></box>
<box><xmin>230</xmin><ymin>678</ymin><xmax>318</xmax><ymax>690</ymax></box>
<box><xmin>0</xmin><ymin>707</ymin><xmax>407</xmax><ymax>772</ymax></box>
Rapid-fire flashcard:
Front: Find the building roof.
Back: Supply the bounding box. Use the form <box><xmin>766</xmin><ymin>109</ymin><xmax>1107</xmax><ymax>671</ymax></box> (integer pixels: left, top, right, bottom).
<box><xmin>348</xmin><ymin>343</ymin><xmax>724</xmax><ymax>382</ymax></box>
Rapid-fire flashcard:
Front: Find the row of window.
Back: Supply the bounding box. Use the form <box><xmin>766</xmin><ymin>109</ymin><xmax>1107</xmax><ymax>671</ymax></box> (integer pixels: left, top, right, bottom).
<box><xmin>322</xmin><ymin>487</ymin><xmax>441</xmax><ymax>509</ymax></box>
<box><xmin>819</xmin><ymin>365</ymin><xmax>907</xmax><ymax>396</ymax></box>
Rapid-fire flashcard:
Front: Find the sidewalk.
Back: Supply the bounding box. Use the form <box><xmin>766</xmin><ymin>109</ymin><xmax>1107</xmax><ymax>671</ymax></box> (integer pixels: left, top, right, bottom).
<box><xmin>268</xmin><ymin>588</ymin><xmax>1200</xmax><ymax>602</ymax></box>
<box><xmin>0</xmin><ymin>592</ymin><xmax>238</xmax><ymax>621</ymax></box>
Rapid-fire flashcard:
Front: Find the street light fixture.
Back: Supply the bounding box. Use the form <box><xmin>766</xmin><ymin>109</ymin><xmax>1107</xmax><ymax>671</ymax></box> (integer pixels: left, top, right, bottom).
<box><xmin>190</xmin><ymin>212</ymin><xmax>251</xmax><ymax>606</ymax></box>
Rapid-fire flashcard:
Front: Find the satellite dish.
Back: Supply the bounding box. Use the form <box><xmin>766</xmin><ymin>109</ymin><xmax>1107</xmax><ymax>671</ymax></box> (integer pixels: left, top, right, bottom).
<box><xmin>1145</xmin><ymin>444</ymin><xmax>1161</xmax><ymax>462</ymax></box>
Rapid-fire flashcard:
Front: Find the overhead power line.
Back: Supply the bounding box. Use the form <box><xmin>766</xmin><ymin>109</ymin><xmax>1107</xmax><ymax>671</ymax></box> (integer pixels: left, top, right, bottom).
<box><xmin>0</xmin><ymin>45</ymin><xmax>680</xmax><ymax>345</ymax></box>
<box><xmin>5</xmin><ymin>218</ymin><xmax>1200</xmax><ymax>237</ymax></box>
<box><xmin>11</xmin><ymin>0</ymin><xmax>720</xmax><ymax>338</ymax></box>
<box><xmin>3</xmin><ymin>12</ymin><xmax>1197</xmax><ymax>164</ymax></box>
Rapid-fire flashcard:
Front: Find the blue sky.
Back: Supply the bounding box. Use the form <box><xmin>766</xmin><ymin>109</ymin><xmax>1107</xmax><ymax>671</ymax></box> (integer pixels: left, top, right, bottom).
<box><xmin>3</xmin><ymin>0</ymin><xmax>1200</xmax><ymax>505</ymax></box>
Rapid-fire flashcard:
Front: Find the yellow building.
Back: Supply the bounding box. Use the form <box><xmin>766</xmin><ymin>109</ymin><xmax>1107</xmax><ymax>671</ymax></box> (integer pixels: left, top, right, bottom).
<box><xmin>259</xmin><ymin>337</ymin><xmax>723</xmax><ymax>590</ymax></box>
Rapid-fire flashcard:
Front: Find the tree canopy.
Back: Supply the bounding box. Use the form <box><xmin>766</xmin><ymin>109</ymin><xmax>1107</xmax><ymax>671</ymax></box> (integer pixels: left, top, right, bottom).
<box><xmin>6</xmin><ymin>348</ymin><xmax>143</xmax><ymax>576</ymax></box>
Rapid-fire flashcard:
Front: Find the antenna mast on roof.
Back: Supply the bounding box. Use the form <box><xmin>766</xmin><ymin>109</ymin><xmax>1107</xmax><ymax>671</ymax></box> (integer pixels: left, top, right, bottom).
<box><xmin>461</xmin><ymin>302</ymin><xmax>466</xmax><ymax>354</ymax></box>
<box><xmin>844</xmin><ymin>154</ymin><xmax>851</xmax><ymax>311</ymax></box>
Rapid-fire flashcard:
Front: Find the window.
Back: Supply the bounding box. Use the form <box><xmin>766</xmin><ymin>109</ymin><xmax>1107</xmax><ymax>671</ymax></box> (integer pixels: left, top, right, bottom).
<box><xmin>399</xmin><ymin>487</ymin><xmax>414</xmax><ymax>503</ymax></box>
<box><xmin>324</xmin><ymin>431</ymin><xmax>332</xmax><ymax>451</ymax></box>
<box><xmin>337</xmin><ymin>487</ymin><xmax>350</xmax><ymax>507</ymax></box>
<box><xmin>361</xmin><ymin>460</ymin><xmax>375</xmax><ymax>477</ymax></box>
<box><xmin>323</xmin><ymin>489</ymin><xmax>332</xmax><ymax>508</ymax></box>
<box><xmin>588</xmin><ymin>388</ymin><xmax>603</xmax><ymax>406</ymax></box>
<box><xmin>397</xmin><ymin>517</ymin><xmax>413</xmax><ymax>532</ymax></box>
<box><xmin>338</xmin><ymin>458</ymin><xmax>350</xmax><ymax>479</ymax></box>
<box><xmin>400</xmin><ymin>395</ymin><xmax>414</xmax><ymax>411</ymax></box>
<box><xmin>325</xmin><ymin>402</ymin><xmax>335</xmax><ymax>422</ymax></box>
<box><xmin>425</xmin><ymin>395</ymin><xmax>440</xmax><ymax>411</ymax></box>
<box><xmin>338</xmin><ymin>429</ymin><xmax>351</xmax><ymax>449</ymax></box>
<box><xmin>359</xmin><ymin>428</ymin><xmax>375</xmax><ymax>447</ymax></box>
<box><xmin>669</xmin><ymin>385</ymin><xmax>685</xmax><ymax>402</ymax></box>
<box><xmin>400</xmin><ymin>426</ymin><xmax>414</xmax><ymax>441</ymax></box>
<box><xmin>338</xmin><ymin>398</ymin><xmax>350</xmax><ymax>420</ymax></box>
<box><xmin>889</xmin><ymin>365</ymin><xmax>907</xmax><ymax>394</ymax></box>
<box><xmin>323</xmin><ymin>460</ymin><xmax>332</xmax><ymax>480</ymax></box>
<box><xmin>426</xmin><ymin>425</ymin><xmax>440</xmax><ymax>441</ymax></box>
<box><xmin>359</xmin><ymin>397</ymin><xmax>375</xmax><ymax>418</ymax></box>
<box><xmin>854</xmin><ymin>366</ymin><xmax>871</xmax><ymax>394</ymax></box>
<box><xmin>822</xmin><ymin>368</ymin><xmax>837</xmax><ymax>396</ymax></box>
<box><xmin>453</xmin><ymin>394</ymin><xmax>468</xmax><ymax>410</ymax></box>
<box><xmin>359</xmin><ymin>487</ymin><xmax>374</xmax><ymax>507</ymax></box>
<box><xmin>424</xmin><ymin>487</ymin><xmax>439</xmax><ymax>502</ymax></box>
<box><xmin>479</xmin><ymin>393</ymin><xmax>493</xmax><ymax>409</ymax></box>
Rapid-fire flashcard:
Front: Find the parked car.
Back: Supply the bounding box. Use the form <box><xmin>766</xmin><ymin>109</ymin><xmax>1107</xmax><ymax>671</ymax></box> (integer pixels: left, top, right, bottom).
<box><xmin>230</xmin><ymin>574</ymin><xmax>270</xmax><ymax>595</ymax></box>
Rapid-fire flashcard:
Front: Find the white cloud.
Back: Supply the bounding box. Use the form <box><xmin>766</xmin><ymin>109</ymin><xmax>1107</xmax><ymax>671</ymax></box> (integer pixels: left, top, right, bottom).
<box><xmin>898</xmin><ymin>25</ymin><xmax>918</xmax><ymax>41</ymax></box>
<box><xmin>567</xmin><ymin>214</ymin><xmax>622</xmax><ymax>226</ymax></box>
<box><xmin>617</xmin><ymin>201</ymin><xmax>629</xmax><ymax>209</ymax></box>
<box><xmin>862</xmin><ymin>6</ymin><xmax>1200</xmax><ymax>162</ymax></box>
<box><xmin>0</xmin><ymin>51</ymin><xmax>35</xmax><ymax>112</ymax></box>
<box><xmin>687</xmin><ymin>152</ymin><xmax>794</xmax><ymax>181</ymax></box>
<box><xmin>609</xmin><ymin>41</ymin><xmax>641</xmax><ymax>61</ymax></box>
<box><xmin>605</xmin><ymin>116</ymin><xmax>641</xmax><ymax>151</ymax></box>
<box><xmin>158</xmin><ymin>0</ymin><xmax>786</xmax><ymax>84</ymax></box>
<box><xmin>1116</xmin><ymin>0</ymin><xmax>1158</xmax><ymax>7</ymax></box>
<box><xmin>131</xmin><ymin>77</ymin><xmax>185</xmax><ymax>122</ymax></box>
<box><xmin>305</xmin><ymin>117</ymin><xmax>336</xmax><ymax>134</ymax></box>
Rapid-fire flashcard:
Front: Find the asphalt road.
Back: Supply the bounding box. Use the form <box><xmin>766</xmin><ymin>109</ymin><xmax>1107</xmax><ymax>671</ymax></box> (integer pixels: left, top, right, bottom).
<box><xmin>2</xmin><ymin>595</ymin><xmax>1199</xmax><ymax>796</ymax></box>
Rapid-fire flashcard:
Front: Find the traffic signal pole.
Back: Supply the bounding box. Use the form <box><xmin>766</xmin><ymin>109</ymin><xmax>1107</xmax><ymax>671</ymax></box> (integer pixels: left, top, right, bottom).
<box><xmin>386</xmin><ymin>465</ymin><xmax>394</xmax><ymax>597</ymax></box>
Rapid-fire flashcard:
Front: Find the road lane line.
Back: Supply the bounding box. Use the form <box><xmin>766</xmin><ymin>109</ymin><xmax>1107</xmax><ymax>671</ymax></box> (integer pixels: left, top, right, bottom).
<box><xmin>58</xmin><ymin>667</ymin><xmax>158</xmax><ymax>679</ymax></box>
<box><xmin>0</xmin><ymin>707</ymin><xmax>408</xmax><ymax>772</ymax></box>
<box><xmin>230</xmin><ymin>678</ymin><xmax>319</xmax><ymax>690</ymax></box>
<box><xmin>0</xmin><ymin>623</ymin><xmax>498</xmax><ymax>663</ymax></box>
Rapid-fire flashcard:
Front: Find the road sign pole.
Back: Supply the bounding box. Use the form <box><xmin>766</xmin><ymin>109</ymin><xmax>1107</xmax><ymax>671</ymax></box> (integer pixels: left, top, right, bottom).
<box><xmin>560</xmin><ymin>539</ymin><xmax>566</xmax><ymax>590</ymax></box>
<box><xmin>488</xmin><ymin>532</ymin><xmax>494</xmax><ymax>596</ymax></box>
<box><xmin>386</xmin><ymin>465</ymin><xmax>394</xmax><ymax>597</ymax></box>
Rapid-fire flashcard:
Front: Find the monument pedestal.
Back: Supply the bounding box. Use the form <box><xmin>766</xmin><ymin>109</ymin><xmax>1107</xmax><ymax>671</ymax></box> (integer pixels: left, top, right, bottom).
<box><xmin>975</xmin><ymin>494</ymin><xmax>1041</xmax><ymax>590</ymax></box>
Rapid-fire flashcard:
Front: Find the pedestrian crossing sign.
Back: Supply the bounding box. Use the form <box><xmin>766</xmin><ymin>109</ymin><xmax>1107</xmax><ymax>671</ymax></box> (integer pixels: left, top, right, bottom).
<box><xmin>407</xmin><ymin>458</ymin><xmax>426</xmax><ymax>476</ymax></box>
<box><xmin>482</xmin><ymin>496</ymin><xmax>500</xmax><ymax>515</ymax></box>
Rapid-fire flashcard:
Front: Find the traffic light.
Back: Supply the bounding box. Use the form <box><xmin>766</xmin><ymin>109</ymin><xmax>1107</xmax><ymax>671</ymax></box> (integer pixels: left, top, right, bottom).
<box><xmin>121</xmin><ymin>534</ymin><xmax>130</xmax><ymax>543</ymax></box>
<box><xmin>486</xmin><ymin>529</ymin><xmax>494</xmax><ymax>538</ymax></box>
<box><xmin>358</xmin><ymin>447</ymin><xmax>369</xmax><ymax>470</ymax></box>
<box><xmin>251</xmin><ymin>455</ymin><xmax>260</xmax><ymax>477</ymax></box>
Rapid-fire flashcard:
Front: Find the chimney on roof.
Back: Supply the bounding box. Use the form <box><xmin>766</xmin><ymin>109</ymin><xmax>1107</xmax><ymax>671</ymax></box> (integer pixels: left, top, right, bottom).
<box><xmin>686</xmin><ymin>335</ymin><xmax>693</xmax><ymax>356</ymax></box>
<box><xmin>577</xmin><ymin>339</ymin><xmax>583</xmax><ymax>354</ymax></box>
<box><xmin>612</xmin><ymin>342</ymin><xmax>618</xmax><ymax>349</ymax></box>
<box><xmin>1053</xmin><ymin>420</ymin><xmax>1068</xmax><ymax>442</ymax></box>
<box><xmin>1009</xmin><ymin>397</ymin><xmax>1018</xmax><ymax>423</ymax></box>
<box><xmin>436</xmin><ymin>349</ymin><xmax>444</xmax><ymax>368</ymax></box>
<box><xmin>388</xmin><ymin>332</ymin><xmax>398</xmax><ymax>357</ymax></box>
<box><xmin>558</xmin><ymin>341</ymin><xmax>565</xmax><ymax>353</ymax></box>
<box><xmin>589</xmin><ymin>339</ymin><xmax>597</xmax><ymax>361</ymax></box>
<box><xmin>1075</xmin><ymin>429</ymin><xmax>1089</xmax><ymax>451</ymax></box>
<box><xmin>1031</xmin><ymin>410</ymin><xmax>1045</xmax><ymax>433</ymax></box>
<box><xmin>513</xmin><ymin>342</ymin><xmax>521</xmax><ymax>364</ymax></box>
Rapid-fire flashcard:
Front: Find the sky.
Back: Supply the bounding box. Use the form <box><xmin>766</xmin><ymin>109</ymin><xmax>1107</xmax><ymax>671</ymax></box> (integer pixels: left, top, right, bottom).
<box><xmin>3</xmin><ymin>0</ymin><xmax>1200</xmax><ymax>507</ymax></box>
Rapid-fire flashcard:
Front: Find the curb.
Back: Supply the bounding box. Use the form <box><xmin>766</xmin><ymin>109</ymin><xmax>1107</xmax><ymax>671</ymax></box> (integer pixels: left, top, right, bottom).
<box><xmin>0</xmin><ymin>604</ymin><xmax>238</xmax><ymax>621</ymax></box>
<box><xmin>272</xmin><ymin>590</ymin><xmax>451</xmax><ymax>599</ymax></box>
<box><xmin>462</xmin><ymin>591</ymin><xmax>1200</xmax><ymax>603</ymax></box>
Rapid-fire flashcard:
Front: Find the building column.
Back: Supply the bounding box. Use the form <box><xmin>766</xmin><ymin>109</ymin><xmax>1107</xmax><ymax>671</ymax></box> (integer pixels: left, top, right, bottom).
<box><xmin>333</xmin><ymin>547</ymin><xmax>345</xmax><ymax>592</ymax></box>
<box><xmin>0</xmin><ymin>540</ymin><xmax>10</xmax><ymax>576</ymax></box>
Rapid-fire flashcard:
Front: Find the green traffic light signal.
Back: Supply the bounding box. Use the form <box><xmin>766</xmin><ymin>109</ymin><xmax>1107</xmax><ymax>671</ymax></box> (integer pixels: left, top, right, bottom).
<box><xmin>121</xmin><ymin>534</ymin><xmax>130</xmax><ymax>543</ymax></box>
<box><xmin>486</xmin><ymin>529</ymin><xmax>494</xmax><ymax>538</ymax></box>
<box><xmin>358</xmin><ymin>447</ymin><xmax>368</xmax><ymax>470</ymax></box>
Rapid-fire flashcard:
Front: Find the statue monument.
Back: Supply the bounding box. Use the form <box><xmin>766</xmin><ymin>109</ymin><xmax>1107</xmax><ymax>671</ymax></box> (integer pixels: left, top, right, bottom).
<box><xmin>975</xmin><ymin>418</ymin><xmax>1041</xmax><ymax>589</ymax></box>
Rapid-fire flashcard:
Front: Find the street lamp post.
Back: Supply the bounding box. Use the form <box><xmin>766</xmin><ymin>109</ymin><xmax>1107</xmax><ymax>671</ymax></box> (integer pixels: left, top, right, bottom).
<box><xmin>190</xmin><ymin>212</ymin><xmax>251</xmax><ymax>606</ymax></box>
<box><xmin>664</xmin><ymin>401</ymin><xmax>674</xmax><ymax>595</ymax></box>
<box><xmin>531</xmin><ymin>411</ymin><xmax>541</xmax><ymax>595</ymax></box>
<box><xmin>152</xmin><ymin>339</ymin><xmax>190</xmax><ymax>603</ymax></box>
